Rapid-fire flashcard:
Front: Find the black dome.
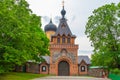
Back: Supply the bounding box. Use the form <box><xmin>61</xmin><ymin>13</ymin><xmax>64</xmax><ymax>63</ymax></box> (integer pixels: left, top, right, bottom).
<box><xmin>44</xmin><ymin>20</ymin><xmax>57</xmax><ymax>32</ymax></box>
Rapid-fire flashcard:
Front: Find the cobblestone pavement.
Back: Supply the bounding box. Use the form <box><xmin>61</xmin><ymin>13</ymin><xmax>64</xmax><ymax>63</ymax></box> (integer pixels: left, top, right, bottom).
<box><xmin>32</xmin><ymin>76</ymin><xmax>111</xmax><ymax>80</ymax></box>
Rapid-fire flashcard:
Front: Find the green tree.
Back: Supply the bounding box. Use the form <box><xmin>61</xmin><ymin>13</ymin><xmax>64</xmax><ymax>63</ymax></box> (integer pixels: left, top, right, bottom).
<box><xmin>0</xmin><ymin>0</ymin><xmax>49</xmax><ymax>73</ymax></box>
<box><xmin>85</xmin><ymin>3</ymin><xmax>120</xmax><ymax>68</ymax></box>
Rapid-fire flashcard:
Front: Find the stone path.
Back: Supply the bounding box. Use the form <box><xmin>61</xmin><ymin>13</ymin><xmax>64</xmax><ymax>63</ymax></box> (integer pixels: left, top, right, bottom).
<box><xmin>32</xmin><ymin>76</ymin><xmax>111</xmax><ymax>80</ymax></box>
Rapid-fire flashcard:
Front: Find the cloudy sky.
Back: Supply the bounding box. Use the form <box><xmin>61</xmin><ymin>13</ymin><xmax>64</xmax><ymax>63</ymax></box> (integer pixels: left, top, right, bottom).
<box><xmin>26</xmin><ymin>0</ymin><xmax>119</xmax><ymax>58</ymax></box>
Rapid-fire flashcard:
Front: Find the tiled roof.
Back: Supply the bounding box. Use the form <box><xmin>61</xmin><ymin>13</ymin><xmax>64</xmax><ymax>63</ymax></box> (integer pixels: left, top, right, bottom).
<box><xmin>42</xmin><ymin>56</ymin><xmax>91</xmax><ymax>64</ymax></box>
<box><xmin>78</xmin><ymin>56</ymin><xmax>91</xmax><ymax>64</ymax></box>
<box><xmin>42</xmin><ymin>56</ymin><xmax>50</xmax><ymax>64</ymax></box>
<box><xmin>54</xmin><ymin>18</ymin><xmax>75</xmax><ymax>37</ymax></box>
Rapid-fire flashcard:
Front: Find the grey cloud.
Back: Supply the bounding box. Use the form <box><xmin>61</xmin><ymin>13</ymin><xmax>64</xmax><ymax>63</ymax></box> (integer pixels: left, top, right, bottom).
<box><xmin>42</xmin><ymin>16</ymin><xmax>50</xmax><ymax>23</ymax></box>
<box><xmin>78</xmin><ymin>50</ymin><xmax>93</xmax><ymax>54</ymax></box>
<box><xmin>54</xmin><ymin>16</ymin><xmax>61</xmax><ymax>24</ymax></box>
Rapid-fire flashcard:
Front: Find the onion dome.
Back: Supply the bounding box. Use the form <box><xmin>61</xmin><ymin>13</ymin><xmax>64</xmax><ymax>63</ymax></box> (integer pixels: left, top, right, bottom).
<box><xmin>61</xmin><ymin>0</ymin><xmax>66</xmax><ymax>18</ymax></box>
<box><xmin>44</xmin><ymin>19</ymin><xmax>57</xmax><ymax>32</ymax></box>
<box><xmin>61</xmin><ymin>7</ymin><xmax>66</xmax><ymax>18</ymax></box>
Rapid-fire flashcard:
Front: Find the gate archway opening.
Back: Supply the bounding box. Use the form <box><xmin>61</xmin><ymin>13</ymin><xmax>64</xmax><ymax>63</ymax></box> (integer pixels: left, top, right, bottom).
<box><xmin>58</xmin><ymin>61</ymin><xmax>70</xmax><ymax>76</ymax></box>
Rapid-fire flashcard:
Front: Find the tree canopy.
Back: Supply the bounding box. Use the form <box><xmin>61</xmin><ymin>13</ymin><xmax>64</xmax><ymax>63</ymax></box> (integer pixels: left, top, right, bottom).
<box><xmin>85</xmin><ymin>3</ymin><xmax>120</xmax><ymax>68</ymax></box>
<box><xmin>0</xmin><ymin>0</ymin><xmax>49</xmax><ymax>73</ymax></box>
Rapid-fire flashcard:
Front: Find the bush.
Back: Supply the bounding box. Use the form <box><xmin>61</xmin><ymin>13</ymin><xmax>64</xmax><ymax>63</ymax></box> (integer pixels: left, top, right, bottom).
<box><xmin>111</xmin><ymin>68</ymin><xmax>120</xmax><ymax>75</ymax></box>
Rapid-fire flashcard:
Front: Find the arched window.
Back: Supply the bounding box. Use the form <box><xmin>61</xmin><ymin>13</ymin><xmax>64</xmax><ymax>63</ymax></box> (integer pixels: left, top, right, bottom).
<box><xmin>57</xmin><ymin>38</ymin><xmax>60</xmax><ymax>43</ymax></box>
<box><xmin>42</xmin><ymin>66</ymin><xmax>46</xmax><ymax>72</ymax></box>
<box><xmin>81</xmin><ymin>66</ymin><xmax>85</xmax><ymax>72</ymax></box>
<box><xmin>62</xmin><ymin>37</ymin><xmax>65</xmax><ymax>43</ymax></box>
<box><xmin>62</xmin><ymin>34</ymin><xmax>66</xmax><ymax>43</ymax></box>
<box><xmin>67</xmin><ymin>38</ymin><xmax>70</xmax><ymax>43</ymax></box>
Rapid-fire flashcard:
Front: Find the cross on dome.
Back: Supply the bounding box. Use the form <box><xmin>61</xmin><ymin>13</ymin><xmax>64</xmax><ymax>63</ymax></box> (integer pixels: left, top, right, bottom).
<box><xmin>62</xmin><ymin>0</ymin><xmax>64</xmax><ymax>7</ymax></box>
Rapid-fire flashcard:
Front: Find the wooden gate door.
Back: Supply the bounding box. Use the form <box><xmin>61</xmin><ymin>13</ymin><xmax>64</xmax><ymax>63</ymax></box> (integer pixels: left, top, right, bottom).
<box><xmin>58</xmin><ymin>61</ymin><xmax>69</xmax><ymax>76</ymax></box>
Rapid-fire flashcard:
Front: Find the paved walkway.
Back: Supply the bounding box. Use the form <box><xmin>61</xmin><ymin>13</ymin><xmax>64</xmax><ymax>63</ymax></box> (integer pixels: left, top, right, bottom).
<box><xmin>32</xmin><ymin>76</ymin><xmax>111</xmax><ymax>80</ymax></box>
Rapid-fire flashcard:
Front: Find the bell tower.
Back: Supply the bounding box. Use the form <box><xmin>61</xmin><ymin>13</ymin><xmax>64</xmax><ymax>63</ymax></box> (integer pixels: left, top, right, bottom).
<box><xmin>49</xmin><ymin>1</ymin><xmax>79</xmax><ymax>76</ymax></box>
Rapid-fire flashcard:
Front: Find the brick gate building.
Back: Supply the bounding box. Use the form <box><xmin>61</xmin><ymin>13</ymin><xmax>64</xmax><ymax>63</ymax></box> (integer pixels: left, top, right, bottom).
<box><xmin>16</xmin><ymin>1</ymin><xmax>91</xmax><ymax>76</ymax></box>
<box><xmin>39</xmin><ymin>2</ymin><xmax>90</xmax><ymax>76</ymax></box>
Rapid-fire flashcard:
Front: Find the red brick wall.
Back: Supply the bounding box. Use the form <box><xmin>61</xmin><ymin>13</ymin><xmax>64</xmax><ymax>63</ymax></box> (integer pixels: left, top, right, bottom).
<box><xmin>26</xmin><ymin>62</ymin><xmax>39</xmax><ymax>73</ymax></box>
<box><xmin>48</xmin><ymin>33</ymin><xmax>80</xmax><ymax>76</ymax></box>
<box><xmin>39</xmin><ymin>63</ymin><xmax>49</xmax><ymax>74</ymax></box>
<box><xmin>78</xmin><ymin>60</ymin><xmax>88</xmax><ymax>75</ymax></box>
<box><xmin>15</xmin><ymin>66</ymin><xmax>23</xmax><ymax>72</ymax></box>
<box><xmin>49</xmin><ymin>56</ymin><xmax>78</xmax><ymax>76</ymax></box>
<box><xmin>88</xmin><ymin>68</ymin><xmax>108</xmax><ymax>77</ymax></box>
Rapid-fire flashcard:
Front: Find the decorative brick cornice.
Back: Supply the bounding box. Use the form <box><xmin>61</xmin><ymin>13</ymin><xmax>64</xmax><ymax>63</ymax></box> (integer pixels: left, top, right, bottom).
<box><xmin>49</xmin><ymin>44</ymin><xmax>79</xmax><ymax>49</ymax></box>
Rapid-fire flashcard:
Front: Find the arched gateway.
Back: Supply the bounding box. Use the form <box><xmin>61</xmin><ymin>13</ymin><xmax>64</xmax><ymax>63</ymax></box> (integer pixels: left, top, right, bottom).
<box><xmin>58</xmin><ymin>61</ymin><xmax>69</xmax><ymax>76</ymax></box>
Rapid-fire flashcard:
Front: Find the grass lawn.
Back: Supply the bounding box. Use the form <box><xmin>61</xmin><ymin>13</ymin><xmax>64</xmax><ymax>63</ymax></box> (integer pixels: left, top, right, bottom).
<box><xmin>0</xmin><ymin>72</ymin><xmax>48</xmax><ymax>80</ymax></box>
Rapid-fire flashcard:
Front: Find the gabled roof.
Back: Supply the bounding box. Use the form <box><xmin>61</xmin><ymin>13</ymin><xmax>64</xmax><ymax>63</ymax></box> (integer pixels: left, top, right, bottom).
<box><xmin>42</xmin><ymin>56</ymin><xmax>50</xmax><ymax>64</ymax></box>
<box><xmin>42</xmin><ymin>56</ymin><xmax>91</xmax><ymax>64</ymax></box>
<box><xmin>29</xmin><ymin>56</ymin><xmax>90</xmax><ymax>65</ymax></box>
<box><xmin>78</xmin><ymin>56</ymin><xmax>91</xmax><ymax>64</ymax></box>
